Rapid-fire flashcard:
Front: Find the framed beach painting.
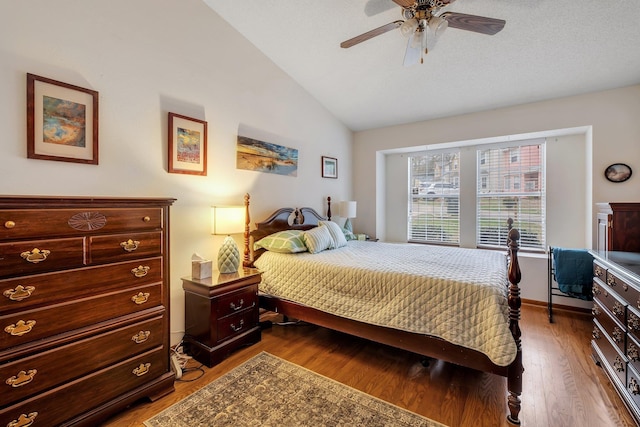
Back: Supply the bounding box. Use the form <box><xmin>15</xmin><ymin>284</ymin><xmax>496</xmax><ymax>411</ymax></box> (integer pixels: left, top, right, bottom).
<box><xmin>168</xmin><ymin>112</ymin><xmax>208</xmax><ymax>175</ymax></box>
<box><xmin>27</xmin><ymin>73</ymin><xmax>99</xmax><ymax>164</ymax></box>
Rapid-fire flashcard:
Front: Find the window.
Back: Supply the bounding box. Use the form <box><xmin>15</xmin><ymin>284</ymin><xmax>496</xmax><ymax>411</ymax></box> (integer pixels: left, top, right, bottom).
<box><xmin>408</xmin><ymin>150</ymin><xmax>460</xmax><ymax>244</ymax></box>
<box><xmin>477</xmin><ymin>142</ymin><xmax>545</xmax><ymax>250</ymax></box>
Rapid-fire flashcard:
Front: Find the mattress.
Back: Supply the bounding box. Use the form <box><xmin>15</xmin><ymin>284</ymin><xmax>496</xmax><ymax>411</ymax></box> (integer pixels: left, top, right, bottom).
<box><xmin>255</xmin><ymin>240</ymin><xmax>517</xmax><ymax>366</ymax></box>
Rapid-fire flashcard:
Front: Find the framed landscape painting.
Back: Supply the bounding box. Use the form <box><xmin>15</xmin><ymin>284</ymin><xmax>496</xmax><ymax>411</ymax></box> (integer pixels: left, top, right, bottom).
<box><xmin>27</xmin><ymin>73</ymin><xmax>99</xmax><ymax>164</ymax></box>
<box><xmin>168</xmin><ymin>112</ymin><xmax>207</xmax><ymax>175</ymax></box>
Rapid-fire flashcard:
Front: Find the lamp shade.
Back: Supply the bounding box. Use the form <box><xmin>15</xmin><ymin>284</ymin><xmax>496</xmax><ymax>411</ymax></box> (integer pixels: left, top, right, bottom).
<box><xmin>339</xmin><ymin>201</ymin><xmax>357</xmax><ymax>219</ymax></box>
<box><xmin>211</xmin><ymin>206</ymin><xmax>245</xmax><ymax>235</ymax></box>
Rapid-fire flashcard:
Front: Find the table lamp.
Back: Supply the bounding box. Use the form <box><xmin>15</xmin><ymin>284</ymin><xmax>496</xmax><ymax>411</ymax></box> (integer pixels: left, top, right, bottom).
<box><xmin>211</xmin><ymin>205</ymin><xmax>245</xmax><ymax>273</ymax></box>
<box><xmin>339</xmin><ymin>201</ymin><xmax>357</xmax><ymax>233</ymax></box>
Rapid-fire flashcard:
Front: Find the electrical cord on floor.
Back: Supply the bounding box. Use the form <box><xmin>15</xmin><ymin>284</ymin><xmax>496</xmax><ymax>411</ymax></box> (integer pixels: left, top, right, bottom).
<box><xmin>171</xmin><ymin>342</ymin><xmax>205</xmax><ymax>382</ymax></box>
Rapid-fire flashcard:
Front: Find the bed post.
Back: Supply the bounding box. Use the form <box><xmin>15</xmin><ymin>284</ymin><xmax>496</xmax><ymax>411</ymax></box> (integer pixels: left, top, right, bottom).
<box><xmin>243</xmin><ymin>193</ymin><xmax>251</xmax><ymax>268</ymax></box>
<box><xmin>327</xmin><ymin>196</ymin><xmax>332</xmax><ymax>221</ymax></box>
<box><xmin>506</xmin><ymin>225</ymin><xmax>523</xmax><ymax>425</ymax></box>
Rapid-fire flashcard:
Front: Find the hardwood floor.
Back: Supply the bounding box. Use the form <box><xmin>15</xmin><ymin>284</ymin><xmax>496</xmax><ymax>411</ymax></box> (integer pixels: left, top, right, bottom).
<box><xmin>103</xmin><ymin>304</ymin><xmax>636</xmax><ymax>427</ymax></box>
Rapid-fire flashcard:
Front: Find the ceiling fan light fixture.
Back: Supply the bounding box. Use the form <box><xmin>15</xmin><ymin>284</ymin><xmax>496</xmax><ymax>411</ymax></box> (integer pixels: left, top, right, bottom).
<box><xmin>428</xmin><ymin>15</ymin><xmax>448</xmax><ymax>36</ymax></box>
<box><xmin>399</xmin><ymin>18</ymin><xmax>418</xmax><ymax>37</ymax></box>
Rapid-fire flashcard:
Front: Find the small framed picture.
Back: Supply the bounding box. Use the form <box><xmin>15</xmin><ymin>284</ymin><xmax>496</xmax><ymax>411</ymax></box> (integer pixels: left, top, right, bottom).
<box><xmin>168</xmin><ymin>112</ymin><xmax>207</xmax><ymax>175</ymax></box>
<box><xmin>604</xmin><ymin>163</ymin><xmax>632</xmax><ymax>183</ymax></box>
<box><xmin>321</xmin><ymin>156</ymin><xmax>337</xmax><ymax>179</ymax></box>
<box><xmin>27</xmin><ymin>73</ymin><xmax>99</xmax><ymax>164</ymax></box>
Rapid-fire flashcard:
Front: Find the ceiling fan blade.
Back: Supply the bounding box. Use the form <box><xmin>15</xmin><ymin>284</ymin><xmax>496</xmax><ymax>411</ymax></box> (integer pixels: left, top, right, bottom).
<box><xmin>364</xmin><ymin>0</ymin><xmax>396</xmax><ymax>16</ymax></box>
<box><xmin>340</xmin><ymin>20</ymin><xmax>403</xmax><ymax>48</ymax></box>
<box><xmin>392</xmin><ymin>0</ymin><xmax>416</xmax><ymax>8</ymax></box>
<box><xmin>440</xmin><ymin>12</ymin><xmax>505</xmax><ymax>35</ymax></box>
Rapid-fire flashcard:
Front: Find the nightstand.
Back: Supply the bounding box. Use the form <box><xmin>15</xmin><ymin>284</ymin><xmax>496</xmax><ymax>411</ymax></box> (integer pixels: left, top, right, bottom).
<box><xmin>182</xmin><ymin>268</ymin><xmax>262</xmax><ymax>367</ymax></box>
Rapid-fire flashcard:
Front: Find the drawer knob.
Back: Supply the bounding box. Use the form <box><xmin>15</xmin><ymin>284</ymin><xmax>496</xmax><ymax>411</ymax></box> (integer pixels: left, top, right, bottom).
<box><xmin>8</xmin><ymin>412</ymin><xmax>38</xmax><ymax>427</ymax></box>
<box><xmin>6</xmin><ymin>369</ymin><xmax>37</xmax><ymax>388</ymax></box>
<box><xmin>120</xmin><ymin>239</ymin><xmax>140</xmax><ymax>252</ymax></box>
<box><xmin>4</xmin><ymin>220</ymin><xmax>15</xmax><ymax>229</ymax></box>
<box><xmin>131</xmin><ymin>265</ymin><xmax>150</xmax><ymax>278</ymax></box>
<box><xmin>230</xmin><ymin>299</ymin><xmax>244</xmax><ymax>311</ymax></box>
<box><xmin>630</xmin><ymin>378</ymin><xmax>640</xmax><ymax>395</ymax></box>
<box><xmin>131</xmin><ymin>292</ymin><xmax>150</xmax><ymax>305</ymax></box>
<box><xmin>3</xmin><ymin>285</ymin><xmax>35</xmax><ymax>301</ymax></box>
<box><xmin>4</xmin><ymin>320</ymin><xmax>36</xmax><ymax>336</ymax></box>
<box><xmin>629</xmin><ymin>343</ymin><xmax>640</xmax><ymax>362</ymax></box>
<box><xmin>20</xmin><ymin>248</ymin><xmax>50</xmax><ymax>264</ymax></box>
<box><xmin>614</xmin><ymin>356</ymin><xmax>625</xmax><ymax>372</ymax></box>
<box><xmin>230</xmin><ymin>319</ymin><xmax>244</xmax><ymax>332</ymax></box>
<box><xmin>132</xmin><ymin>330</ymin><xmax>151</xmax><ymax>344</ymax></box>
<box><xmin>133</xmin><ymin>363</ymin><xmax>151</xmax><ymax>377</ymax></box>
<box><xmin>143</xmin><ymin>216</ymin><xmax>151</xmax><ymax>222</ymax></box>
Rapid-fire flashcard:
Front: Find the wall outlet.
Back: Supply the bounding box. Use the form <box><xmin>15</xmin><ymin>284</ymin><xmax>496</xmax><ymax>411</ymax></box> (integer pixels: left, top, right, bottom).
<box><xmin>171</xmin><ymin>354</ymin><xmax>182</xmax><ymax>379</ymax></box>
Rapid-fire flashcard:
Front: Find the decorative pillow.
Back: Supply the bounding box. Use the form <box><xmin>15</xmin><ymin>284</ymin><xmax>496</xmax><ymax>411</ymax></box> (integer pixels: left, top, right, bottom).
<box><xmin>342</xmin><ymin>228</ymin><xmax>357</xmax><ymax>241</ymax></box>
<box><xmin>319</xmin><ymin>220</ymin><xmax>348</xmax><ymax>248</ymax></box>
<box><xmin>303</xmin><ymin>225</ymin><xmax>334</xmax><ymax>254</ymax></box>
<box><xmin>254</xmin><ymin>230</ymin><xmax>307</xmax><ymax>253</ymax></box>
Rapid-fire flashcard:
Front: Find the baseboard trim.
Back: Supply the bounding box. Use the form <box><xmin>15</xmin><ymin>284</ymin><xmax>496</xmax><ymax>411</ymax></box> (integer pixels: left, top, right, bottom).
<box><xmin>523</xmin><ymin>298</ymin><xmax>591</xmax><ymax>316</ymax></box>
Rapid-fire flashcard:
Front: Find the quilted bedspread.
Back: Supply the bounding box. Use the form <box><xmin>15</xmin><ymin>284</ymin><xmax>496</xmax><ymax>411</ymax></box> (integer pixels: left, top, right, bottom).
<box><xmin>255</xmin><ymin>240</ymin><xmax>517</xmax><ymax>366</ymax></box>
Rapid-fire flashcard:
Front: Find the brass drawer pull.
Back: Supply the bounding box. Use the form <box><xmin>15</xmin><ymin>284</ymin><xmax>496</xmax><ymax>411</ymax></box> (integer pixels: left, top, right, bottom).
<box><xmin>614</xmin><ymin>356</ymin><xmax>625</xmax><ymax>372</ymax></box>
<box><xmin>131</xmin><ymin>292</ymin><xmax>150</xmax><ymax>305</ymax></box>
<box><xmin>607</xmin><ymin>276</ymin><xmax>616</xmax><ymax>287</ymax></box>
<box><xmin>131</xmin><ymin>265</ymin><xmax>150</xmax><ymax>278</ymax></box>
<box><xmin>8</xmin><ymin>412</ymin><xmax>38</xmax><ymax>427</ymax></box>
<box><xmin>120</xmin><ymin>239</ymin><xmax>140</xmax><ymax>252</ymax></box>
<box><xmin>4</xmin><ymin>220</ymin><xmax>15</xmax><ymax>229</ymax></box>
<box><xmin>629</xmin><ymin>343</ymin><xmax>640</xmax><ymax>362</ymax></box>
<box><xmin>230</xmin><ymin>299</ymin><xmax>244</xmax><ymax>311</ymax></box>
<box><xmin>3</xmin><ymin>285</ymin><xmax>35</xmax><ymax>301</ymax></box>
<box><xmin>592</xmin><ymin>305</ymin><xmax>600</xmax><ymax>317</ymax></box>
<box><xmin>592</xmin><ymin>284</ymin><xmax>601</xmax><ymax>296</ymax></box>
<box><xmin>592</xmin><ymin>327</ymin><xmax>600</xmax><ymax>340</ymax></box>
<box><xmin>132</xmin><ymin>330</ymin><xmax>151</xmax><ymax>344</ymax></box>
<box><xmin>133</xmin><ymin>363</ymin><xmax>151</xmax><ymax>377</ymax></box>
<box><xmin>594</xmin><ymin>265</ymin><xmax>603</xmax><ymax>277</ymax></box>
<box><xmin>613</xmin><ymin>327</ymin><xmax>624</xmax><ymax>343</ymax></box>
<box><xmin>613</xmin><ymin>301</ymin><xmax>624</xmax><ymax>317</ymax></box>
<box><xmin>4</xmin><ymin>320</ymin><xmax>36</xmax><ymax>336</ymax></box>
<box><xmin>630</xmin><ymin>378</ymin><xmax>640</xmax><ymax>395</ymax></box>
<box><xmin>230</xmin><ymin>319</ymin><xmax>244</xmax><ymax>332</ymax></box>
<box><xmin>6</xmin><ymin>369</ymin><xmax>37</xmax><ymax>388</ymax></box>
<box><xmin>629</xmin><ymin>312</ymin><xmax>640</xmax><ymax>332</ymax></box>
<box><xmin>20</xmin><ymin>248</ymin><xmax>50</xmax><ymax>264</ymax></box>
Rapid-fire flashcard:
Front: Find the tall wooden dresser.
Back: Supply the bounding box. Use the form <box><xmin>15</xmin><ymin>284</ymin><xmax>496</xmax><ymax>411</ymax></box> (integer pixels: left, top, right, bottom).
<box><xmin>0</xmin><ymin>196</ymin><xmax>175</xmax><ymax>426</ymax></box>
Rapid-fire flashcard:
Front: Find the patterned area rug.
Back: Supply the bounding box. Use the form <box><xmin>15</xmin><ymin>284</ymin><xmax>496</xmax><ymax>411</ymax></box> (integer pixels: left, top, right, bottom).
<box><xmin>144</xmin><ymin>352</ymin><xmax>447</xmax><ymax>427</ymax></box>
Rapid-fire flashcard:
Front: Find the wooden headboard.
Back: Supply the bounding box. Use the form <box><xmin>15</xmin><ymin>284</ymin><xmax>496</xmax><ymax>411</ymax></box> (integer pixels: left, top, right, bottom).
<box><xmin>242</xmin><ymin>194</ymin><xmax>331</xmax><ymax>267</ymax></box>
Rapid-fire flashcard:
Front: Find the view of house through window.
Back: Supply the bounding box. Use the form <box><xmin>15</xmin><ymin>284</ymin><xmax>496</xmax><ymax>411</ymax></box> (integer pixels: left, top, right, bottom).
<box><xmin>408</xmin><ymin>139</ymin><xmax>545</xmax><ymax>250</ymax></box>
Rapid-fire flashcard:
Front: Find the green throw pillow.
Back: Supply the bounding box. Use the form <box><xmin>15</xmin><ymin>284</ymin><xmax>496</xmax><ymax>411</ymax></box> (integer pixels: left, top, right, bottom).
<box><xmin>254</xmin><ymin>230</ymin><xmax>308</xmax><ymax>253</ymax></box>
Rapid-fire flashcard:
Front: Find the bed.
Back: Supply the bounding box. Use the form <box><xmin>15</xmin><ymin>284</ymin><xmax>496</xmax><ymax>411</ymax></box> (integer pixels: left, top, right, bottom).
<box><xmin>241</xmin><ymin>194</ymin><xmax>523</xmax><ymax>425</ymax></box>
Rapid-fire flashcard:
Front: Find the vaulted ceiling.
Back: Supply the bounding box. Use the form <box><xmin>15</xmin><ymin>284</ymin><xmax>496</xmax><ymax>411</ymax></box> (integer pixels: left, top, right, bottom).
<box><xmin>203</xmin><ymin>0</ymin><xmax>640</xmax><ymax>131</ymax></box>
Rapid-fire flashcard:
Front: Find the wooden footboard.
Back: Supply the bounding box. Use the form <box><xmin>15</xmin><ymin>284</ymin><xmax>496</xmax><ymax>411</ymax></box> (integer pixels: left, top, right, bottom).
<box><xmin>242</xmin><ymin>193</ymin><xmax>523</xmax><ymax>425</ymax></box>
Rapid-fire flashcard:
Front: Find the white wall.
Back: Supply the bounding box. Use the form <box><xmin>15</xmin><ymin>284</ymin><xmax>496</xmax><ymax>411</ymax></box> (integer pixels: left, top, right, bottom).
<box><xmin>0</xmin><ymin>0</ymin><xmax>352</xmax><ymax>344</ymax></box>
<box><xmin>354</xmin><ymin>86</ymin><xmax>640</xmax><ymax>306</ymax></box>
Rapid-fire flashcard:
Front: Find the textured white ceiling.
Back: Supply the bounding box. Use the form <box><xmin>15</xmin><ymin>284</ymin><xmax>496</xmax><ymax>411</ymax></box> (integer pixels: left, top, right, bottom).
<box><xmin>203</xmin><ymin>0</ymin><xmax>640</xmax><ymax>131</ymax></box>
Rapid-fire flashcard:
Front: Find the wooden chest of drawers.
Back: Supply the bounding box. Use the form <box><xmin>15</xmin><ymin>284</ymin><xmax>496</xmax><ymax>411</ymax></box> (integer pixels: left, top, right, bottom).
<box><xmin>0</xmin><ymin>196</ymin><xmax>175</xmax><ymax>427</ymax></box>
<box><xmin>591</xmin><ymin>251</ymin><xmax>640</xmax><ymax>424</ymax></box>
<box><xmin>182</xmin><ymin>269</ymin><xmax>261</xmax><ymax>367</ymax></box>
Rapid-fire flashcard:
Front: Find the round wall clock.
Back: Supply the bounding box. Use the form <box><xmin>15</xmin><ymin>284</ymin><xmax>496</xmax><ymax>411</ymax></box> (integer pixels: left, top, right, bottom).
<box><xmin>604</xmin><ymin>163</ymin><xmax>632</xmax><ymax>183</ymax></box>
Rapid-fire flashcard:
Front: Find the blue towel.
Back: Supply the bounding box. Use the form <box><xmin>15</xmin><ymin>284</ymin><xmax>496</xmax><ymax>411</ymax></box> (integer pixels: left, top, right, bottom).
<box><xmin>552</xmin><ymin>247</ymin><xmax>593</xmax><ymax>300</ymax></box>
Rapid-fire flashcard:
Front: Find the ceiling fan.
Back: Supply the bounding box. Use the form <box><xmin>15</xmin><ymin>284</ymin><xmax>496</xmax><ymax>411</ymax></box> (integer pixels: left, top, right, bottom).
<box><xmin>340</xmin><ymin>0</ymin><xmax>505</xmax><ymax>66</ymax></box>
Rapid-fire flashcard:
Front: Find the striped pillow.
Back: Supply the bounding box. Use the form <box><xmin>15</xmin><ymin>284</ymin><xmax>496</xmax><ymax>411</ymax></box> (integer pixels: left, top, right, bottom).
<box><xmin>303</xmin><ymin>225</ymin><xmax>333</xmax><ymax>254</ymax></box>
<box><xmin>319</xmin><ymin>220</ymin><xmax>348</xmax><ymax>248</ymax></box>
<box><xmin>254</xmin><ymin>230</ymin><xmax>308</xmax><ymax>253</ymax></box>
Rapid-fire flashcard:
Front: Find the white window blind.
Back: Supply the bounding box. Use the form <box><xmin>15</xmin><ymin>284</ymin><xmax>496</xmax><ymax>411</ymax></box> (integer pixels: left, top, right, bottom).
<box><xmin>408</xmin><ymin>150</ymin><xmax>460</xmax><ymax>244</ymax></box>
<box><xmin>476</xmin><ymin>140</ymin><xmax>546</xmax><ymax>250</ymax></box>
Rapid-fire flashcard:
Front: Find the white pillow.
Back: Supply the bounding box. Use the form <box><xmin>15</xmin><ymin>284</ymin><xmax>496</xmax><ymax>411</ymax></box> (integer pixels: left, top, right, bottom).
<box><xmin>319</xmin><ymin>220</ymin><xmax>348</xmax><ymax>248</ymax></box>
<box><xmin>303</xmin><ymin>225</ymin><xmax>333</xmax><ymax>254</ymax></box>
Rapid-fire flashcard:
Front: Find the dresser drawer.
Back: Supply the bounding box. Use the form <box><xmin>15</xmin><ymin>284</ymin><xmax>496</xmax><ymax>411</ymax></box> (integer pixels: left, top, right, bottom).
<box><xmin>593</xmin><ymin>299</ymin><xmax>626</xmax><ymax>353</ymax></box>
<box><xmin>217</xmin><ymin>309</ymin><xmax>259</xmax><ymax>343</ymax></box>
<box><xmin>627</xmin><ymin>332</ymin><xmax>640</xmax><ymax>376</ymax></box>
<box><xmin>0</xmin><ymin>207</ymin><xmax>163</xmax><ymax>240</ymax></box>
<box><xmin>216</xmin><ymin>285</ymin><xmax>258</xmax><ymax>319</ymax></box>
<box><xmin>606</xmin><ymin>268</ymin><xmax>640</xmax><ymax>312</ymax></box>
<box><xmin>593</xmin><ymin>321</ymin><xmax>627</xmax><ymax>386</ymax></box>
<box><xmin>627</xmin><ymin>363</ymin><xmax>640</xmax><ymax>410</ymax></box>
<box><xmin>0</xmin><ymin>315</ymin><xmax>164</xmax><ymax>407</ymax></box>
<box><xmin>593</xmin><ymin>277</ymin><xmax>627</xmax><ymax>325</ymax></box>
<box><xmin>0</xmin><ymin>283</ymin><xmax>162</xmax><ymax>350</ymax></box>
<box><xmin>0</xmin><ymin>238</ymin><xmax>85</xmax><ymax>279</ymax></box>
<box><xmin>0</xmin><ymin>347</ymin><xmax>168</xmax><ymax>427</ymax></box>
<box><xmin>88</xmin><ymin>231</ymin><xmax>162</xmax><ymax>264</ymax></box>
<box><xmin>1</xmin><ymin>257</ymin><xmax>163</xmax><ymax>313</ymax></box>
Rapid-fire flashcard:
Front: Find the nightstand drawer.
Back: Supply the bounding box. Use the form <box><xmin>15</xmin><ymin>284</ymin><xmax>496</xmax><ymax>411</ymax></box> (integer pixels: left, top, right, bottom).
<box><xmin>88</xmin><ymin>231</ymin><xmax>162</xmax><ymax>264</ymax></box>
<box><xmin>217</xmin><ymin>310</ymin><xmax>258</xmax><ymax>343</ymax></box>
<box><xmin>217</xmin><ymin>286</ymin><xmax>258</xmax><ymax>319</ymax></box>
<box><xmin>0</xmin><ymin>257</ymin><xmax>163</xmax><ymax>312</ymax></box>
<box><xmin>0</xmin><ymin>315</ymin><xmax>164</xmax><ymax>407</ymax></box>
<box><xmin>0</xmin><ymin>238</ymin><xmax>85</xmax><ymax>279</ymax></box>
<box><xmin>0</xmin><ymin>283</ymin><xmax>162</xmax><ymax>350</ymax></box>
